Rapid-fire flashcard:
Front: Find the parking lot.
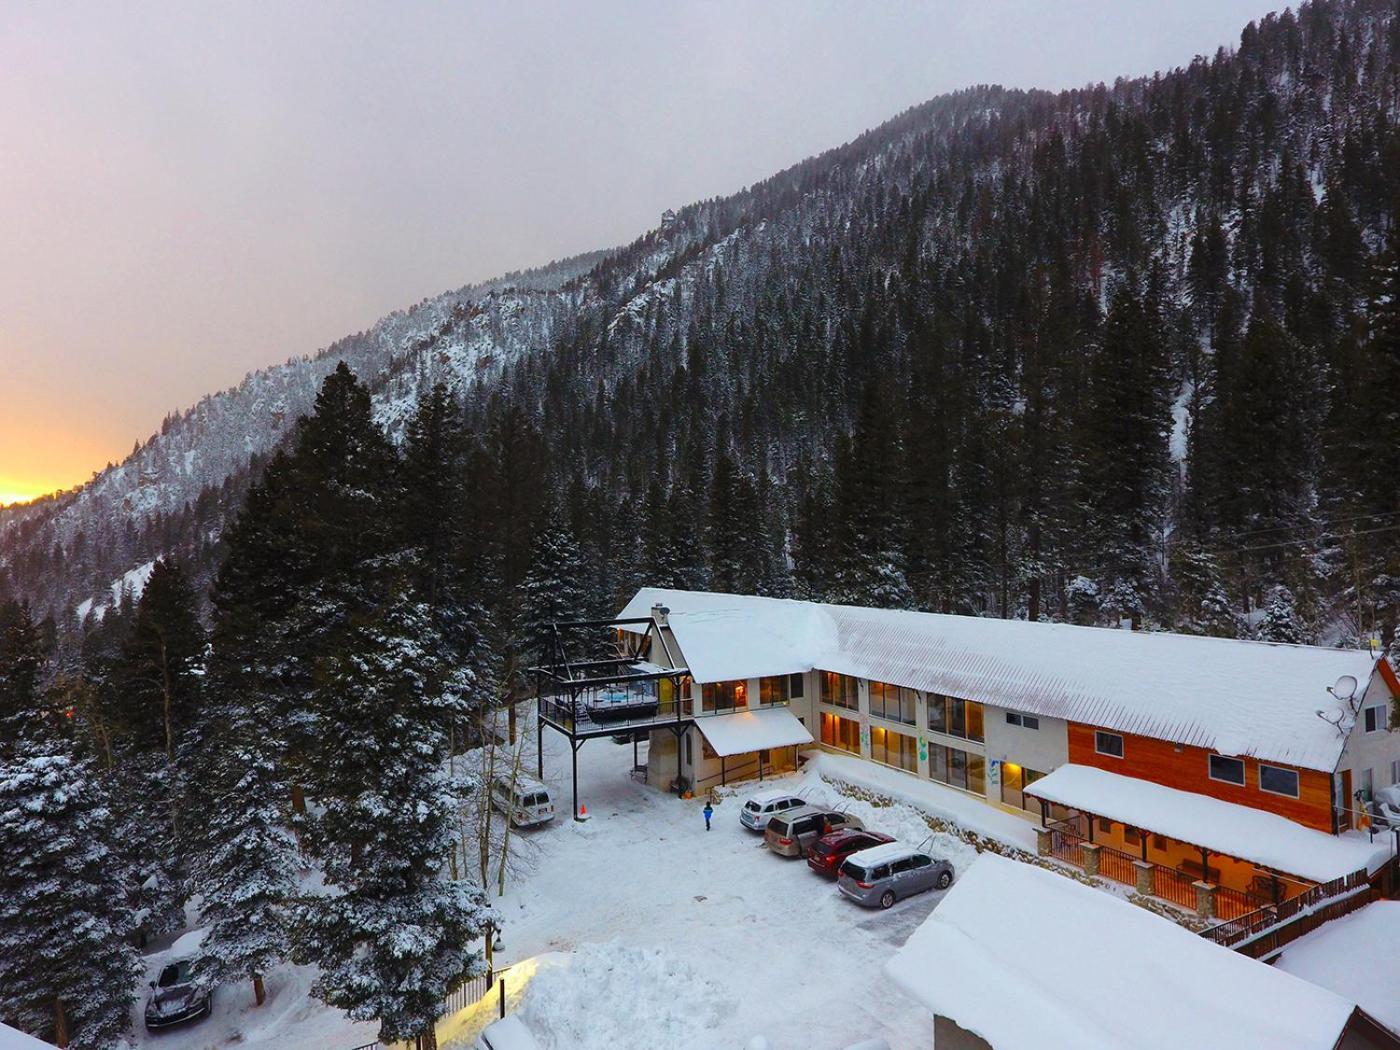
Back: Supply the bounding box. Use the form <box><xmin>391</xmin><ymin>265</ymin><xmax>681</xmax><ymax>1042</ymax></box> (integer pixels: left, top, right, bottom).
<box><xmin>473</xmin><ymin>728</ymin><xmax>963</xmax><ymax>1049</ymax></box>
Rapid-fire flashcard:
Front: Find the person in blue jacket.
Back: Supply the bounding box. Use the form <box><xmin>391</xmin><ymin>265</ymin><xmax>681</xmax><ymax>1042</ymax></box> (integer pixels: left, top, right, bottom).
<box><xmin>702</xmin><ymin>801</ymin><xmax>714</xmax><ymax>831</ymax></box>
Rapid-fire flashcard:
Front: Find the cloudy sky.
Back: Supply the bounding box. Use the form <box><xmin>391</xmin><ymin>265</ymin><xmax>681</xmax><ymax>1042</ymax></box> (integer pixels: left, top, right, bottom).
<box><xmin>0</xmin><ymin>0</ymin><xmax>1280</xmax><ymax>502</ymax></box>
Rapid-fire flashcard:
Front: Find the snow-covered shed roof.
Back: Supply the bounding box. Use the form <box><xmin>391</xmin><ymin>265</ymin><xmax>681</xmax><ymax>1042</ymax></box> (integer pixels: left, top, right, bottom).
<box><xmin>0</xmin><ymin>1022</ymin><xmax>59</xmax><ymax>1050</ymax></box>
<box><xmin>885</xmin><ymin>853</ymin><xmax>1364</xmax><ymax>1050</ymax></box>
<box><xmin>1025</xmin><ymin>764</ymin><xmax>1389</xmax><ymax>882</ymax></box>
<box><xmin>618</xmin><ymin>588</ymin><xmax>1383</xmax><ymax>773</ymax></box>
<box><xmin>693</xmin><ymin>706</ymin><xmax>814</xmax><ymax>758</ymax></box>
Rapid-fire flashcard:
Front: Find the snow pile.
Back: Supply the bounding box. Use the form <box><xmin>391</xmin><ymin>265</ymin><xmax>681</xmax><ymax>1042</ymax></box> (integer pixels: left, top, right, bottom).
<box><xmin>790</xmin><ymin>773</ymin><xmax>980</xmax><ymax>877</ymax></box>
<box><xmin>517</xmin><ymin>941</ymin><xmax>733</xmax><ymax>1050</ymax></box>
<box><xmin>1277</xmin><ymin>902</ymin><xmax>1400</xmax><ymax>1036</ymax></box>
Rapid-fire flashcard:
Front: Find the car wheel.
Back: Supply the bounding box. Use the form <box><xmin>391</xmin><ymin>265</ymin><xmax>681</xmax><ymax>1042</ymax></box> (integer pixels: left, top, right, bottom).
<box><xmin>879</xmin><ymin>890</ymin><xmax>895</xmax><ymax>909</ymax></box>
<box><xmin>936</xmin><ymin>870</ymin><xmax>953</xmax><ymax>890</ymax></box>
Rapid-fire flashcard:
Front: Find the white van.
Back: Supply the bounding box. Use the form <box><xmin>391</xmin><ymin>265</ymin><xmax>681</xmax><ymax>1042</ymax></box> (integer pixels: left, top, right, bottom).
<box><xmin>490</xmin><ymin>775</ymin><xmax>555</xmax><ymax>828</ymax></box>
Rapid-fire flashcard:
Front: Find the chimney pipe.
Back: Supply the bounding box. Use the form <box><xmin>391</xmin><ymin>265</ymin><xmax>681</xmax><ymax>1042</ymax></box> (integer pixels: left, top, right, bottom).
<box><xmin>652</xmin><ymin>603</ymin><xmax>670</xmax><ymax>627</ymax></box>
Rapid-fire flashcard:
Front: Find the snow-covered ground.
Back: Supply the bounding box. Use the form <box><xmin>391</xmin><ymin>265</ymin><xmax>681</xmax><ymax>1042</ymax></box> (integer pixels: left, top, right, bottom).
<box><xmin>1276</xmin><ymin>901</ymin><xmax>1400</xmax><ymax>1036</ymax></box>
<box><xmin>130</xmin><ymin>726</ymin><xmax>975</xmax><ymax>1050</ymax></box>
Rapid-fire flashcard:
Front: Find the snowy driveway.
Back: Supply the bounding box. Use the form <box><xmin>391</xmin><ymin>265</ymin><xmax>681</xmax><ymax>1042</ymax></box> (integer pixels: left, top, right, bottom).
<box><xmin>471</xmin><ymin>728</ymin><xmax>947</xmax><ymax>1049</ymax></box>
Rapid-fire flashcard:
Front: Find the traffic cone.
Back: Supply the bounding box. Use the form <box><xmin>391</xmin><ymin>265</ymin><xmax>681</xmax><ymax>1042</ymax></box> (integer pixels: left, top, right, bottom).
<box><xmin>577</xmin><ymin>802</ymin><xmax>591</xmax><ymax>822</ymax></box>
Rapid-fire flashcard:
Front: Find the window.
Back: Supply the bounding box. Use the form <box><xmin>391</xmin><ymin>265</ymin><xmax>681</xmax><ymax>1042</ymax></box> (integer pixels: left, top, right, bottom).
<box><xmin>1208</xmin><ymin>754</ymin><xmax>1245</xmax><ymax>785</ymax></box>
<box><xmin>1094</xmin><ymin>731</ymin><xmax>1124</xmax><ymax>758</ymax></box>
<box><xmin>929</xmin><ymin>694</ymin><xmax>985</xmax><ymax>742</ymax></box>
<box><xmin>820</xmin><ymin>712</ymin><xmax>860</xmax><ymax>755</ymax></box>
<box><xmin>702</xmin><ymin>680</ymin><xmax>744</xmax><ymax>713</ymax></box>
<box><xmin>758</xmin><ymin>676</ymin><xmax>790</xmax><ymax>705</ymax></box>
<box><xmin>1359</xmin><ymin>768</ymin><xmax>1374</xmax><ymax>802</ymax></box>
<box><xmin>911</xmin><ymin>854</ymin><xmax>931</xmax><ymax>869</ymax></box>
<box><xmin>927</xmin><ymin>745</ymin><xmax>985</xmax><ymax>794</ymax></box>
<box><xmin>1005</xmin><ymin>712</ymin><xmax>1041</xmax><ymax>730</ymax></box>
<box><xmin>1259</xmin><ymin>764</ymin><xmax>1300</xmax><ymax>798</ymax></box>
<box><xmin>685</xmin><ymin>734</ymin><xmax>693</xmax><ymax>766</ymax></box>
<box><xmin>1392</xmin><ymin>759</ymin><xmax>1400</xmax><ymax>786</ymax></box>
<box><xmin>1097</xmin><ymin>816</ymin><xmax>1113</xmax><ymax>835</ymax></box>
<box><xmin>870</xmin><ymin>681</ymin><xmax>917</xmax><ymax>725</ymax></box>
<box><xmin>789</xmin><ymin>673</ymin><xmax>805</xmax><ymax>699</ymax></box>
<box><xmin>1364</xmin><ymin>706</ymin><xmax>1385</xmax><ymax>734</ymax></box>
<box><xmin>890</xmin><ymin>858</ymin><xmax>913</xmax><ymax>875</ymax></box>
<box><xmin>870</xmin><ymin>727</ymin><xmax>918</xmax><ymax>772</ymax></box>
<box><xmin>821</xmin><ymin>671</ymin><xmax>859</xmax><ymax>710</ymax></box>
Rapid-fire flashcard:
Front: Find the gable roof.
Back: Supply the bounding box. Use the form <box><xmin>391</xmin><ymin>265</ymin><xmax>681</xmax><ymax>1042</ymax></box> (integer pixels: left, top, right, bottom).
<box><xmin>618</xmin><ymin>588</ymin><xmax>1382</xmax><ymax>773</ymax></box>
<box><xmin>885</xmin><ymin>853</ymin><xmax>1364</xmax><ymax>1050</ymax></box>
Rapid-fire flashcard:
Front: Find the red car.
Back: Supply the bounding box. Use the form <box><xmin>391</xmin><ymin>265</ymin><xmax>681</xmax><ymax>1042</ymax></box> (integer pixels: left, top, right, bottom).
<box><xmin>806</xmin><ymin>828</ymin><xmax>895</xmax><ymax>878</ymax></box>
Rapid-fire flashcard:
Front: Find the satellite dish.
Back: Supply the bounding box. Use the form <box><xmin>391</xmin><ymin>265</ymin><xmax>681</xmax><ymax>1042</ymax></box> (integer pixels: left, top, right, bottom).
<box><xmin>1331</xmin><ymin>675</ymin><xmax>1358</xmax><ymax>701</ymax></box>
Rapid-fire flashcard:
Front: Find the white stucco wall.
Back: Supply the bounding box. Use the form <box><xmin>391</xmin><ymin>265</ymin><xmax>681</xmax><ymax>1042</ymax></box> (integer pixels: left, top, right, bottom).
<box><xmin>982</xmin><ymin>705</ymin><xmax>1070</xmax><ymax>778</ymax></box>
<box><xmin>1336</xmin><ymin>669</ymin><xmax>1400</xmax><ymax>796</ymax></box>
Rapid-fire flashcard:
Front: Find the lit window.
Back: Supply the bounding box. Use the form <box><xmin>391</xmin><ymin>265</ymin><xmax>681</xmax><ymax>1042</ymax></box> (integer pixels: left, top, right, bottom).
<box><xmin>1259</xmin><ymin>764</ymin><xmax>1299</xmax><ymax>798</ymax></box>
<box><xmin>1094</xmin><ymin>731</ymin><xmax>1124</xmax><ymax>758</ymax></box>
<box><xmin>1208</xmin><ymin>754</ymin><xmax>1245</xmax><ymax>785</ymax></box>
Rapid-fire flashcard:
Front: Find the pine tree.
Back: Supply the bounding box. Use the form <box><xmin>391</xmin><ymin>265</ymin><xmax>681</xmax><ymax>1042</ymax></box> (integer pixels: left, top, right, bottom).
<box><xmin>0</xmin><ymin>748</ymin><xmax>141</xmax><ymax>1049</ymax></box>
<box><xmin>106</xmin><ymin>558</ymin><xmax>205</xmax><ymax>938</ymax></box>
<box><xmin>0</xmin><ymin>600</ymin><xmax>46</xmax><ymax>756</ymax></box>
<box><xmin>293</xmin><ymin>590</ymin><xmax>491</xmax><ymax>1049</ymax></box>
<box><xmin>1080</xmin><ymin>281</ymin><xmax>1172</xmax><ymax>627</ymax></box>
<box><xmin>830</xmin><ymin>380</ymin><xmax>913</xmax><ymax>608</ymax></box>
<box><xmin>706</xmin><ymin>450</ymin><xmax>747</xmax><ymax>592</ymax></box>
<box><xmin>1257</xmin><ymin>584</ymin><xmax>1306</xmax><ymax>644</ymax></box>
<box><xmin>520</xmin><ymin>506</ymin><xmax>589</xmax><ymax>667</ymax></box>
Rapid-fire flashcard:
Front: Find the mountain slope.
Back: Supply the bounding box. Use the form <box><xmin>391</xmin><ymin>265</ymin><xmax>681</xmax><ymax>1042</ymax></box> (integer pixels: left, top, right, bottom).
<box><xmin>3</xmin><ymin>0</ymin><xmax>1398</xmax><ymax>648</ymax></box>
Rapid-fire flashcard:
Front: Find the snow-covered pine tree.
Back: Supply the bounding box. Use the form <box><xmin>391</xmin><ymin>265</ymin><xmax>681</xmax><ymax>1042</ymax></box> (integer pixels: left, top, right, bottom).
<box><xmin>0</xmin><ymin>748</ymin><xmax>141</xmax><ymax>1049</ymax></box>
<box><xmin>190</xmin><ymin>682</ymin><xmax>299</xmax><ymax>1007</ymax></box>
<box><xmin>1081</xmin><ymin>279</ymin><xmax>1172</xmax><ymax>627</ymax></box>
<box><xmin>106</xmin><ymin>557</ymin><xmax>205</xmax><ymax>939</ymax></box>
<box><xmin>294</xmin><ymin>588</ymin><xmax>491</xmax><ymax>1050</ymax></box>
<box><xmin>831</xmin><ymin>379</ymin><xmax>913</xmax><ymax>609</ymax></box>
<box><xmin>706</xmin><ymin>449</ymin><xmax>747</xmax><ymax>593</ymax></box>
<box><xmin>520</xmin><ymin>502</ymin><xmax>589</xmax><ymax>667</ymax></box>
<box><xmin>1256</xmin><ymin>584</ymin><xmax>1306</xmax><ymax>644</ymax></box>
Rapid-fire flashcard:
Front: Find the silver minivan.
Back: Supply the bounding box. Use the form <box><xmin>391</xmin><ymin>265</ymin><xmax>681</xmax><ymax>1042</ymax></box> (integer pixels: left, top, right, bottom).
<box><xmin>764</xmin><ymin>806</ymin><xmax>864</xmax><ymax>857</ymax></box>
<box><xmin>490</xmin><ymin>775</ymin><xmax>555</xmax><ymax>828</ymax></box>
<box><xmin>739</xmin><ymin>790</ymin><xmax>807</xmax><ymax>831</ymax></box>
<box><xmin>837</xmin><ymin>842</ymin><xmax>953</xmax><ymax>908</ymax></box>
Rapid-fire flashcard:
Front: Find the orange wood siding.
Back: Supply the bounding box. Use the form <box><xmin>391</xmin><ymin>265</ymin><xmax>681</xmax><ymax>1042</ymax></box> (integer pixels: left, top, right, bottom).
<box><xmin>1067</xmin><ymin>723</ymin><xmax>1333</xmax><ymax>832</ymax></box>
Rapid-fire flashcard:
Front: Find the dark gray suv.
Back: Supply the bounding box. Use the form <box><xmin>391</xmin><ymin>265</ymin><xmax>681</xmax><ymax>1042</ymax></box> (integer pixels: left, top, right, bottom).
<box><xmin>837</xmin><ymin>842</ymin><xmax>954</xmax><ymax>908</ymax></box>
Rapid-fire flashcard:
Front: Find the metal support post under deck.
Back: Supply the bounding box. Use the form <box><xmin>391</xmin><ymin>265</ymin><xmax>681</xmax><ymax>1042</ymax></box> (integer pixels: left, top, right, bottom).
<box><xmin>571</xmin><ymin>739</ymin><xmax>582</xmax><ymax>821</ymax></box>
<box><xmin>537</xmin><ymin>716</ymin><xmax>544</xmax><ymax>780</ymax></box>
<box><xmin>721</xmin><ymin>755</ymin><xmax>727</xmax><ymax>786</ymax></box>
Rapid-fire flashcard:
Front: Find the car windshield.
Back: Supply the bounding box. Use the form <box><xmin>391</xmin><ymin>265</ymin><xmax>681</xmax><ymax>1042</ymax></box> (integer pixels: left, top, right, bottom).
<box><xmin>157</xmin><ymin>961</ymin><xmax>190</xmax><ymax>988</ymax></box>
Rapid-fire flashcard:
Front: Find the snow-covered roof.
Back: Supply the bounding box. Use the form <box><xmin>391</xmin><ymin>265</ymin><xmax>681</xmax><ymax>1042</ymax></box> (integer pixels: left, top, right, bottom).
<box><xmin>0</xmin><ymin>1022</ymin><xmax>57</xmax><ymax>1050</ymax></box>
<box><xmin>1277</xmin><ymin>902</ymin><xmax>1400</xmax><ymax>1038</ymax></box>
<box><xmin>692</xmin><ymin>706</ymin><xmax>813</xmax><ymax>758</ymax></box>
<box><xmin>619</xmin><ymin>588</ymin><xmax>1384</xmax><ymax>772</ymax></box>
<box><xmin>1025</xmin><ymin>764</ymin><xmax>1388</xmax><ymax>882</ymax></box>
<box><xmin>885</xmin><ymin>852</ymin><xmax>1362</xmax><ymax>1050</ymax></box>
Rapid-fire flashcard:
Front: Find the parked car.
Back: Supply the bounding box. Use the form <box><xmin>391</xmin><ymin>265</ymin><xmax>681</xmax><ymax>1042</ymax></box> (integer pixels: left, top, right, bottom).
<box><xmin>764</xmin><ymin>806</ymin><xmax>865</xmax><ymax>857</ymax></box>
<box><xmin>837</xmin><ymin>842</ymin><xmax>954</xmax><ymax>909</ymax></box>
<box><xmin>490</xmin><ymin>775</ymin><xmax>555</xmax><ymax>828</ymax></box>
<box><xmin>806</xmin><ymin>828</ymin><xmax>896</xmax><ymax>878</ymax></box>
<box><xmin>739</xmin><ymin>790</ymin><xmax>807</xmax><ymax>831</ymax></box>
<box><xmin>143</xmin><ymin>959</ymin><xmax>211</xmax><ymax>1030</ymax></box>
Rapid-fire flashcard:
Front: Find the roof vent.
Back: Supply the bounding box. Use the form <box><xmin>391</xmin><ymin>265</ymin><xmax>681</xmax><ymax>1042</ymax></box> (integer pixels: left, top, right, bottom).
<box><xmin>652</xmin><ymin>603</ymin><xmax>670</xmax><ymax>626</ymax></box>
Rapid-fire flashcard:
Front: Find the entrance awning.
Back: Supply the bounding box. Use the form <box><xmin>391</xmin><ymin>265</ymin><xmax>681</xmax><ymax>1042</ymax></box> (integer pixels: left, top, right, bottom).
<box><xmin>695</xmin><ymin>706</ymin><xmax>814</xmax><ymax>758</ymax></box>
<box><xmin>1026</xmin><ymin>764</ymin><xmax>1388</xmax><ymax>883</ymax></box>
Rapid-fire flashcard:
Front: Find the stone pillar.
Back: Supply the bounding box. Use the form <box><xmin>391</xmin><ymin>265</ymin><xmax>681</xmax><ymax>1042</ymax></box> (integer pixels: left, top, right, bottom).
<box><xmin>1036</xmin><ymin>826</ymin><xmax>1053</xmax><ymax>857</ymax></box>
<box><xmin>1080</xmin><ymin>842</ymin><xmax>1101</xmax><ymax>877</ymax></box>
<box><xmin>1193</xmin><ymin>881</ymin><xmax>1218</xmax><ymax>920</ymax></box>
<box><xmin>1133</xmin><ymin>859</ymin><xmax>1154</xmax><ymax>897</ymax></box>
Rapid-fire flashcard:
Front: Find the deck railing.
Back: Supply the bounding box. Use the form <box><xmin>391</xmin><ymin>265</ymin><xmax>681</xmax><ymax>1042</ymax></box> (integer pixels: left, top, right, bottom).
<box><xmin>1150</xmin><ymin>863</ymin><xmax>1198</xmax><ymax>910</ymax></box>
<box><xmin>1095</xmin><ymin>844</ymin><xmax>1138</xmax><ymax>886</ymax></box>
<box><xmin>1201</xmin><ymin>870</ymin><xmax>1370</xmax><ymax>951</ymax></box>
